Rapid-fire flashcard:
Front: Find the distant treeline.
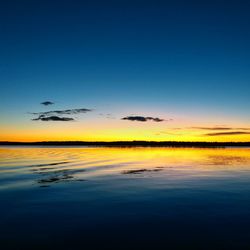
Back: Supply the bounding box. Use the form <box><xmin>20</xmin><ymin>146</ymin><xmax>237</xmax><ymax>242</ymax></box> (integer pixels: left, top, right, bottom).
<box><xmin>1</xmin><ymin>141</ymin><xmax>250</xmax><ymax>148</ymax></box>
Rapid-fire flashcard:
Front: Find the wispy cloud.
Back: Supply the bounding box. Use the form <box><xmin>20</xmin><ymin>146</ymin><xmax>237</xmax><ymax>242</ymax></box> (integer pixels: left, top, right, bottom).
<box><xmin>155</xmin><ymin>131</ymin><xmax>184</xmax><ymax>136</ymax></box>
<box><xmin>191</xmin><ymin>126</ymin><xmax>232</xmax><ymax>130</ymax></box>
<box><xmin>191</xmin><ymin>126</ymin><xmax>250</xmax><ymax>131</ymax></box>
<box><xmin>31</xmin><ymin>108</ymin><xmax>92</xmax><ymax>122</ymax></box>
<box><xmin>32</xmin><ymin>115</ymin><xmax>74</xmax><ymax>121</ymax></box>
<box><xmin>41</xmin><ymin>101</ymin><xmax>54</xmax><ymax>106</ymax></box>
<box><xmin>205</xmin><ymin>131</ymin><xmax>250</xmax><ymax>136</ymax></box>
<box><xmin>99</xmin><ymin>113</ymin><xmax>116</xmax><ymax>119</ymax></box>
<box><xmin>122</xmin><ymin>116</ymin><xmax>167</xmax><ymax>122</ymax></box>
<box><xmin>31</xmin><ymin>108</ymin><xmax>92</xmax><ymax>116</ymax></box>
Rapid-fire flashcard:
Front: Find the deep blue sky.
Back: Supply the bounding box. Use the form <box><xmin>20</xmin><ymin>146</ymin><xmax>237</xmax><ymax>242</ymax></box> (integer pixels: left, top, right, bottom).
<box><xmin>0</xmin><ymin>0</ymin><xmax>250</xmax><ymax>140</ymax></box>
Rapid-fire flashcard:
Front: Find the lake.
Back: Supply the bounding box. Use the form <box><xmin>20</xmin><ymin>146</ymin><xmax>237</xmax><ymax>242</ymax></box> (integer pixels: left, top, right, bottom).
<box><xmin>1</xmin><ymin>147</ymin><xmax>250</xmax><ymax>249</ymax></box>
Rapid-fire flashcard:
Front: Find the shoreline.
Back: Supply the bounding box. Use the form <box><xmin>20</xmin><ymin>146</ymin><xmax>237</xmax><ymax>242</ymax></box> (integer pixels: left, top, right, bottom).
<box><xmin>1</xmin><ymin>141</ymin><xmax>250</xmax><ymax>148</ymax></box>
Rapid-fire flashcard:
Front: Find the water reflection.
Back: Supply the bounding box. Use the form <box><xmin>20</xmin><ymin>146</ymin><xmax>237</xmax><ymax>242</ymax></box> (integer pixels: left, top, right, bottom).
<box><xmin>1</xmin><ymin>147</ymin><xmax>250</xmax><ymax>188</ymax></box>
<box><xmin>122</xmin><ymin>167</ymin><xmax>164</xmax><ymax>174</ymax></box>
<box><xmin>30</xmin><ymin>161</ymin><xmax>87</xmax><ymax>186</ymax></box>
<box><xmin>1</xmin><ymin>147</ymin><xmax>250</xmax><ymax>249</ymax></box>
<box><xmin>206</xmin><ymin>155</ymin><xmax>249</xmax><ymax>165</ymax></box>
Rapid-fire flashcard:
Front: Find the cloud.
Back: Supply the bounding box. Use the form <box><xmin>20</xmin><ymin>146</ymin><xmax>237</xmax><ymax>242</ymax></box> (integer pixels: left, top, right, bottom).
<box><xmin>41</xmin><ymin>101</ymin><xmax>54</xmax><ymax>106</ymax></box>
<box><xmin>30</xmin><ymin>107</ymin><xmax>92</xmax><ymax>122</ymax></box>
<box><xmin>31</xmin><ymin>108</ymin><xmax>92</xmax><ymax>116</ymax></box>
<box><xmin>122</xmin><ymin>116</ymin><xmax>165</xmax><ymax>122</ymax></box>
<box><xmin>191</xmin><ymin>126</ymin><xmax>232</xmax><ymax>130</ymax></box>
<box><xmin>205</xmin><ymin>131</ymin><xmax>250</xmax><ymax>136</ymax></box>
<box><xmin>156</xmin><ymin>131</ymin><xmax>184</xmax><ymax>136</ymax></box>
<box><xmin>32</xmin><ymin>115</ymin><xmax>74</xmax><ymax>121</ymax></box>
<box><xmin>99</xmin><ymin>113</ymin><xmax>115</xmax><ymax>119</ymax></box>
<box><xmin>235</xmin><ymin>128</ymin><xmax>250</xmax><ymax>131</ymax></box>
<box><xmin>191</xmin><ymin>126</ymin><xmax>250</xmax><ymax>131</ymax></box>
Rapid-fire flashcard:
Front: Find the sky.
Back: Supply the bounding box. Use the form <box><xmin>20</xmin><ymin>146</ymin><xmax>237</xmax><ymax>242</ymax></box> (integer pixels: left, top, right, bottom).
<box><xmin>0</xmin><ymin>0</ymin><xmax>250</xmax><ymax>142</ymax></box>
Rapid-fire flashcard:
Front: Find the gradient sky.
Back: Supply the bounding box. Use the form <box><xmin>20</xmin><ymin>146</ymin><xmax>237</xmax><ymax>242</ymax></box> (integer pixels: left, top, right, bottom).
<box><xmin>1</xmin><ymin>0</ymin><xmax>250</xmax><ymax>142</ymax></box>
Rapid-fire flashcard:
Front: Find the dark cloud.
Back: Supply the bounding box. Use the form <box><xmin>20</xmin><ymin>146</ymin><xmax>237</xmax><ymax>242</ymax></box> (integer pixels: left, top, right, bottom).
<box><xmin>31</xmin><ymin>108</ymin><xmax>92</xmax><ymax>116</ymax></box>
<box><xmin>122</xmin><ymin>116</ymin><xmax>165</xmax><ymax>122</ymax></box>
<box><xmin>32</xmin><ymin>115</ymin><xmax>74</xmax><ymax>121</ymax></box>
<box><xmin>205</xmin><ymin>131</ymin><xmax>250</xmax><ymax>136</ymax></box>
<box><xmin>30</xmin><ymin>107</ymin><xmax>92</xmax><ymax>122</ymax></box>
<box><xmin>41</xmin><ymin>101</ymin><xmax>54</xmax><ymax>106</ymax></box>
<box><xmin>30</xmin><ymin>108</ymin><xmax>92</xmax><ymax>122</ymax></box>
<box><xmin>192</xmin><ymin>126</ymin><xmax>250</xmax><ymax>131</ymax></box>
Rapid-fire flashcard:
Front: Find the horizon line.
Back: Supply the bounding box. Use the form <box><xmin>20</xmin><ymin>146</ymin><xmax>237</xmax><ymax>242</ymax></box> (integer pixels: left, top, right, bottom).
<box><xmin>1</xmin><ymin>140</ymin><xmax>250</xmax><ymax>148</ymax></box>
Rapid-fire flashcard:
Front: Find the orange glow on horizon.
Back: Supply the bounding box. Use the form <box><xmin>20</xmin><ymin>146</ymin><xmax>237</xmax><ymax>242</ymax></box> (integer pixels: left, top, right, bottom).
<box><xmin>1</xmin><ymin>126</ymin><xmax>250</xmax><ymax>142</ymax></box>
<box><xmin>1</xmin><ymin>115</ymin><xmax>250</xmax><ymax>142</ymax></box>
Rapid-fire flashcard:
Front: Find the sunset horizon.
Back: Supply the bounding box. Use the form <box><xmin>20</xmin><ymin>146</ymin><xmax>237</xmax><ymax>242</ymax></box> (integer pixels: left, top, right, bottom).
<box><xmin>1</xmin><ymin>1</ymin><xmax>250</xmax><ymax>144</ymax></box>
<box><xmin>1</xmin><ymin>1</ymin><xmax>250</xmax><ymax>249</ymax></box>
<box><xmin>1</xmin><ymin>103</ymin><xmax>250</xmax><ymax>142</ymax></box>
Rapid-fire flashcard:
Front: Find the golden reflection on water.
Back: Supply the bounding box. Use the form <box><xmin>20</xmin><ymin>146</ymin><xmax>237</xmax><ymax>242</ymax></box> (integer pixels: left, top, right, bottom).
<box><xmin>0</xmin><ymin>147</ymin><xmax>250</xmax><ymax>188</ymax></box>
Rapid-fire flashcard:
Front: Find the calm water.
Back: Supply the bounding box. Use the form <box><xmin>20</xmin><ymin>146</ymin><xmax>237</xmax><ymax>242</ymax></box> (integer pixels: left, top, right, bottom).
<box><xmin>1</xmin><ymin>147</ymin><xmax>250</xmax><ymax>249</ymax></box>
